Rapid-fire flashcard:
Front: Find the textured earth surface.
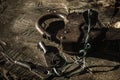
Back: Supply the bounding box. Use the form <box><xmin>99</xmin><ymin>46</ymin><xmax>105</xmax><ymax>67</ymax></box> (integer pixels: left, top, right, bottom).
<box><xmin>0</xmin><ymin>0</ymin><xmax>120</xmax><ymax>80</ymax></box>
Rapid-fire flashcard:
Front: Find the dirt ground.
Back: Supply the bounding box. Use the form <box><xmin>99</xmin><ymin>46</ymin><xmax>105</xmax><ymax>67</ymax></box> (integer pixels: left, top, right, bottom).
<box><xmin>0</xmin><ymin>0</ymin><xmax>120</xmax><ymax>80</ymax></box>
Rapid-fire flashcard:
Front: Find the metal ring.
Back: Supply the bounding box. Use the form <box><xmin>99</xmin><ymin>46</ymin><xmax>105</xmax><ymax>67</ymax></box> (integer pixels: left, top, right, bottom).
<box><xmin>35</xmin><ymin>13</ymin><xmax>68</xmax><ymax>41</ymax></box>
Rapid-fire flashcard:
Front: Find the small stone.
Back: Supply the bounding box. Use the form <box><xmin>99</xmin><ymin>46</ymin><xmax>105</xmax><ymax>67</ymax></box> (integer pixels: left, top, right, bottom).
<box><xmin>64</xmin><ymin>30</ymin><xmax>67</xmax><ymax>34</ymax></box>
<box><xmin>60</xmin><ymin>36</ymin><xmax>66</xmax><ymax>40</ymax></box>
<box><xmin>113</xmin><ymin>21</ymin><xmax>120</xmax><ymax>28</ymax></box>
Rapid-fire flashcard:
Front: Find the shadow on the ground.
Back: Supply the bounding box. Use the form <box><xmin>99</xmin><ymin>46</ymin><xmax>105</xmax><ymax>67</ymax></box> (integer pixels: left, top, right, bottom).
<box><xmin>87</xmin><ymin>27</ymin><xmax>120</xmax><ymax>62</ymax></box>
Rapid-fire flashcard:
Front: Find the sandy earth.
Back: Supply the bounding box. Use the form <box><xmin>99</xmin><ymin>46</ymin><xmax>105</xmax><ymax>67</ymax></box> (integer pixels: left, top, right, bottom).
<box><xmin>0</xmin><ymin>0</ymin><xmax>120</xmax><ymax>80</ymax></box>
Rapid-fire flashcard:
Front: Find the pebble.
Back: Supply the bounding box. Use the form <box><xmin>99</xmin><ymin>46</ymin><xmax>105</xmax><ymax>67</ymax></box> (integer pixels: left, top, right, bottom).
<box><xmin>113</xmin><ymin>21</ymin><xmax>120</xmax><ymax>28</ymax></box>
